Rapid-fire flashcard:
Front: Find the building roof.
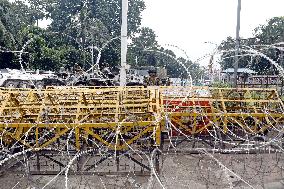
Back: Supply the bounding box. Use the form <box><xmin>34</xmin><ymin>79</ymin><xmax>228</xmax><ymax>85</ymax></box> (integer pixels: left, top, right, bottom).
<box><xmin>222</xmin><ymin>68</ymin><xmax>257</xmax><ymax>74</ymax></box>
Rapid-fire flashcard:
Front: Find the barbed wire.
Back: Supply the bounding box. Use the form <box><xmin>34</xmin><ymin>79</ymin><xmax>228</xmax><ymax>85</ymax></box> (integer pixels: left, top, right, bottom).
<box><xmin>0</xmin><ymin>42</ymin><xmax>284</xmax><ymax>189</ymax></box>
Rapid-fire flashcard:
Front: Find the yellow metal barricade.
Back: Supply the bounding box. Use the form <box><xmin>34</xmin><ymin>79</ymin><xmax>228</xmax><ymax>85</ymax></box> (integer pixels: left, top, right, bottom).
<box><xmin>0</xmin><ymin>86</ymin><xmax>283</xmax><ymax>151</ymax></box>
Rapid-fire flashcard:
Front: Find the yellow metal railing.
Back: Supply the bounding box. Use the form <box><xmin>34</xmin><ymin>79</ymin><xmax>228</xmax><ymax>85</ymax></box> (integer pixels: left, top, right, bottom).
<box><xmin>0</xmin><ymin>86</ymin><xmax>283</xmax><ymax>151</ymax></box>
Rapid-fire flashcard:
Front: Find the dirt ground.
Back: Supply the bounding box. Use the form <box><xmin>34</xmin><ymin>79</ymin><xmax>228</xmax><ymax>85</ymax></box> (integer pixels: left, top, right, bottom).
<box><xmin>1</xmin><ymin>152</ymin><xmax>284</xmax><ymax>189</ymax></box>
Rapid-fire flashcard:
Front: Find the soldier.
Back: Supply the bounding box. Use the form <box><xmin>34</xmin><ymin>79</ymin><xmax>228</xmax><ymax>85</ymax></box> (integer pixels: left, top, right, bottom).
<box><xmin>144</xmin><ymin>68</ymin><xmax>161</xmax><ymax>86</ymax></box>
<box><xmin>74</xmin><ymin>63</ymin><xmax>83</xmax><ymax>74</ymax></box>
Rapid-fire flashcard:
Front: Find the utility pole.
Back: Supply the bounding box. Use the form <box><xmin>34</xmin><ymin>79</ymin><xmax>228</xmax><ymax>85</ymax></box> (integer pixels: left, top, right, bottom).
<box><xmin>120</xmin><ymin>0</ymin><xmax>128</xmax><ymax>86</ymax></box>
<box><xmin>233</xmin><ymin>0</ymin><xmax>241</xmax><ymax>87</ymax></box>
<box><xmin>91</xmin><ymin>44</ymin><xmax>94</xmax><ymax>74</ymax></box>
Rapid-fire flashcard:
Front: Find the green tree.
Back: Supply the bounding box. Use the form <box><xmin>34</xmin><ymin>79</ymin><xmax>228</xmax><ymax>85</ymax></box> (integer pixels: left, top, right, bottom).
<box><xmin>0</xmin><ymin>0</ymin><xmax>200</xmax><ymax>79</ymax></box>
<box><xmin>0</xmin><ymin>0</ymin><xmax>33</xmax><ymax>69</ymax></box>
<box><xmin>44</xmin><ymin>0</ymin><xmax>146</xmax><ymax>69</ymax></box>
<box><xmin>219</xmin><ymin>17</ymin><xmax>284</xmax><ymax>75</ymax></box>
<box><xmin>27</xmin><ymin>0</ymin><xmax>46</xmax><ymax>26</ymax></box>
<box><xmin>254</xmin><ymin>16</ymin><xmax>284</xmax><ymax>73</ymax></box>
<box><xmin>254</xmin><ymin>17</ymin><xmax>284</xmax><ymax>44</ymax></box>
<box><xmin>20</xmin><ymin>26</ymin><xmax>86</xmax><ymax>71</ymax></box>
<box><xmin>128</xmin><ymin>27</ymin><xmax>159</xmax><ymax>67</ymax></box>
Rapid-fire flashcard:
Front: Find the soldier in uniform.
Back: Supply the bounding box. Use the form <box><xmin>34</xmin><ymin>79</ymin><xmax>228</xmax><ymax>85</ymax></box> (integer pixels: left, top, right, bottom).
<box><xmin>74</xmin><ymin>63</ymin><xmax>83</xmax><ymax>74</ymax></box>
<box><xmin>144</xmin><ymin>68</ymin><xmax>161</xmax><ymax>86</ymax></box>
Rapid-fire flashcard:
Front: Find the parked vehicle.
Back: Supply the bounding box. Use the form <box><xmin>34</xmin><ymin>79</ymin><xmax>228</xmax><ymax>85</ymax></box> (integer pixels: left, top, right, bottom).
<box><xmin>0</xmin><ymin>69</ymin><xmax>62</xmax><ymax>88</ymax></box>
<box><xmin>0</xmin><ymin>68</ymin><xmax>117</xmax><ymax>89</ymax></box>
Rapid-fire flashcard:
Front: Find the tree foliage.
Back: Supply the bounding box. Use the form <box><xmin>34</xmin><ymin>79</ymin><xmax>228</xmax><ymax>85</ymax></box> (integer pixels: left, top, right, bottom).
<box><xmin>0</xmin><ymin>0</ymin><xmax>203</xmax><ymax>79</ymax></box>
<box><xmin>219</xmin><ymin>17</ymin><xmax>284</xmax><ymax>75</ymax></box>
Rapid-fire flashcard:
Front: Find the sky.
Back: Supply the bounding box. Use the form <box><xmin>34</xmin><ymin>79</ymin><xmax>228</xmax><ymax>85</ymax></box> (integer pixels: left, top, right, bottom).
<box><xmin>141</xmin><ymin>0</ymin><xmax>284</xmax><ymax>66</ymax></box>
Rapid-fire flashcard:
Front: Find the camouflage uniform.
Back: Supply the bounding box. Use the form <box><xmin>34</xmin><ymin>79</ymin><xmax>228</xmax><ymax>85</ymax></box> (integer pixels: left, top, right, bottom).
<box><xmin>144</xmin><ymin>76</ymin><xmax>161</xmax><ymax>86</ymax></box>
